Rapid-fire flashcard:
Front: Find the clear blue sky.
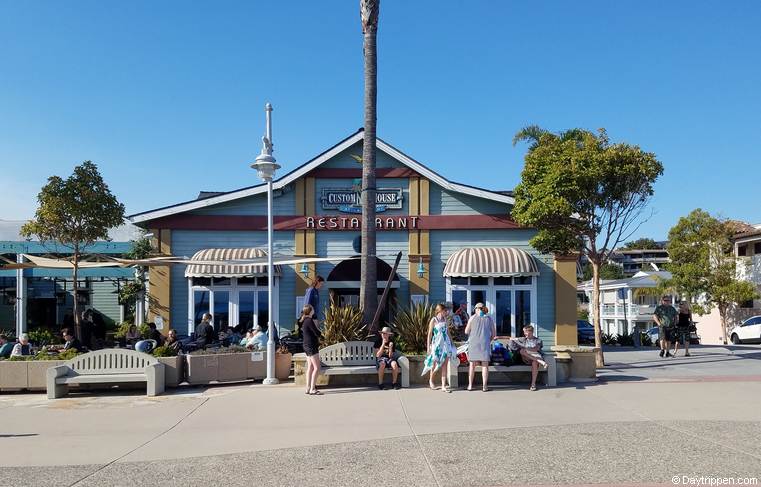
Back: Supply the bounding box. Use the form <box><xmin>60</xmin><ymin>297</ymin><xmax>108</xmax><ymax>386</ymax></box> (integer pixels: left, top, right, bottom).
<box><xmin>1</xmin><ymin>1</ymin><xmax>759</xmax><ymax>241</ymax></box>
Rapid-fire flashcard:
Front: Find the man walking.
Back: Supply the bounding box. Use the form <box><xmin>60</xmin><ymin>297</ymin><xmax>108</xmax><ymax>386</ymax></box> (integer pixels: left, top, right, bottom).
<box><xmin>653</xmin><ymin>296</ymin><xmax>677</xmax><ymax>358</ymax></box>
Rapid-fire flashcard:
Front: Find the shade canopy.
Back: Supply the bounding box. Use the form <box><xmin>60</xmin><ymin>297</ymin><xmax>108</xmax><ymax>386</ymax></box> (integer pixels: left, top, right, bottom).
<box><xmin>184</xmin><ymin>248</ymin><xmax>282</xmax><ymax>278</ymax></box>
<box><xmin>443</xmin><ymin>247</ymin><xmax>539</xmax><ymax>278</ymax></box>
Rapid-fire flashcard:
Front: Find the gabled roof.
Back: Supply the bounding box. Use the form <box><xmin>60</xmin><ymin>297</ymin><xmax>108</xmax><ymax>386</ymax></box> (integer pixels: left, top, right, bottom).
<box><xmin>129</xmin><ymin>130</ymin><xmax>515</xmax><ymax>224</ymax></box>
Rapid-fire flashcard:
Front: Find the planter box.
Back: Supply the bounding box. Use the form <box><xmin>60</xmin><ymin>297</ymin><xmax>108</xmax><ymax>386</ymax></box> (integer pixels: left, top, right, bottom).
<box><xmin>0</xmin><ymin>361</ymin><xmax>28</xmax><ymax>390</ymax></box>
<box><xmin>186</xmin><ymin>352</ymin><xmax>275</xmax><ymax>385</ymax></box>
<box><xmin>158</xmin><ymin>356</ymin><xmax>184</xmax><ymax>387</ymax></box>
<box><xmin>276</xmin><ymin>353</ymin><xmax>292</xmax><ymax>381</ymax></box>
<box><xmin>27</xmin><ymin>360</ymin><xmax>65</xmax><ymax>390</ymax></box>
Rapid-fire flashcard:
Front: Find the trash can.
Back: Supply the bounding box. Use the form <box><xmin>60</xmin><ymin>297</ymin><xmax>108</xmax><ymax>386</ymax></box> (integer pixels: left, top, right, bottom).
<box><xmin>633</xmin><ymin>327</ymin><xmax>641</xmax><ymax>348</ymax></box>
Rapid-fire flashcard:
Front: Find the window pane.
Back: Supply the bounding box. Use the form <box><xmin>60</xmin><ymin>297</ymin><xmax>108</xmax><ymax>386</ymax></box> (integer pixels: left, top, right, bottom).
<box><xmin>214</xmin><ymin>291</ymin><xmax>229</xmax><ymax>331</ymax></box>
<box><xmin>495</xmin><ymin>290</ymin><xmax>512</xmax><ymax>335</ymax></box>
<box><xmin>515</xmin><ymin>276</ymin><xmax>532</xmax><ymax>285</ymax></box>
<box><xmin>213</xmin><ymin>278</ymin><xmax>231</xmax><ymax>286</ymax></box>
<box><xmin>193</xmin><ymin>290</ymin><xmax>210</xmax><ymax>325</ymax></box>
<box><xmin>470</xmin><ymin>290</ymin><xmax>486</xmax><ymax>314</ymax></box>
<box><xmin>257</xmin><ymin>290</ymin><xmax>269</xmax><ymax>330</ymax></box>
<box><xmin>515</xmin><ymin>290</ymin><xmax>531</xmax><ymax>337</ymax></box>
<box><xmin>450</xmin><ymin>277</ymin><xmax>468</xmax><ymax>285</ymax></box>
<box><xmin>239</xmin><ymin>291</ymin><xmax>256</xmax><ymax>329</ymax></box>
<box><xmin>494</xmin><ymin>277</ymin><xmax>512</xmax><ymax>286</ymax></box>
<box><xmin>192</xmin><ymin>277</ymin><xmax>211</xmax><ymax>287</ymax></box>
<box><xmin>470</xmin><ymin>277</ymin><xmax>488</xmax><ymax>285</ymax></box>
<box><xmin>237</xmin><ymin>277</ymin><xmax>257</xmax><ymax>286</ymax></box>
<box><xmin>451</xmin><ymin>290</ymin><xmax>468</xmax><ymax>324</ymax></box>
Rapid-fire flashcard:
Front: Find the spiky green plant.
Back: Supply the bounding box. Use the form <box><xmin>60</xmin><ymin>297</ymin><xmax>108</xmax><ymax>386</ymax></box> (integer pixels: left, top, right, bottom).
<box><xmin>392</xmin><ymin>302</ymin><xmax>436</xmax><ymax>354</ymax></box>
<box><xmin>321</xmin><ymin>304</ymin><xmax>366</xmax><ymax>347</ymax></box>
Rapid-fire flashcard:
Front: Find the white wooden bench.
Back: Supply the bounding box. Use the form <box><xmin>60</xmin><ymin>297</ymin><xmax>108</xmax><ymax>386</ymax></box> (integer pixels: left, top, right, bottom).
<box><xmin>319</xmin><ymin>341</ymin><xmax>410</xmax><ymax>388</ymax></box>
<box><xmin>46</xmin><ymin>349</ymin><xmax>165</xmax><ymax>399</ymax></box>
<box><xmin>448</xmin><ymin>353</ymin><xmax>557</xmax><ymax>388</ymax></box>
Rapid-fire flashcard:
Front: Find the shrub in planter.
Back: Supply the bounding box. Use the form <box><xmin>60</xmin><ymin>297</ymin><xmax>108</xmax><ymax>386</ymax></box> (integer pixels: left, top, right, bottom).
<box><xmin>114</xmin><ymin>321</ymin><xmax>149</xmax><ymax>339</ymax></box>
<box><xmin>152</xmin><ymin>345</ymin><xmax>178</xmax><ymax>357</ymax></box>
<box><xmin>640</xmin><ymin>332</ymin><xmax>653</xmax><ymax>347</ymax></box>
<box><xmin>601</xmin><ymin>333</ymin><xmax>617</xmax><ymax>345</ymax></box>
<box><xmin>392</xmin><ymin>302</ymin><xmax>435</xmax><ymax>354</ymax></box>
<box><xmin>27</xmin><ymin>328</ymin><xmax>61</xmax><ymax>347</ymax></box>
<box><xmin>321</xmin><ymin>305</ymin><xmax>366</xmax><ymax>347</ymax></box>
<box><xmin>616</xmin><ymin>333</ymin><xmax>634</xmax><ymax>347</ymax></box>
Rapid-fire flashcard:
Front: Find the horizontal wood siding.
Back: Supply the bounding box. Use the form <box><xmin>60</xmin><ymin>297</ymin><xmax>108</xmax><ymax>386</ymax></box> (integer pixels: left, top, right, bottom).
<box><xmin>90</xmin><ymin>280</ymin><xmax>122</xmax><ymax>326</ymax></box>
<box><xmin>429</xmin><ymin>184</ymin><xmax>511</xmax><ymax>215</ymax></box>
<box><xmin>189</xmin><ymin>187</ymin><xmax>296</xmax><ymax>216</ymax></box>
<box><xmin>429</xmin><ymin>230</ymin><xmax>556</xmax><ymax>348</ymax></box>
<box><xmin>314</xmin><ymin>178</ymin><xmax>409</xmax><ymax>216</ymax></box>
<box><xmin>170</xmin><ymin>230</ymin><xmax>296</xmax><ymax>332</ymax></box>
<box><xmin>320</xmin><ymin>142</ymin><xmax>406</xmax><ymax>169</ymax></box>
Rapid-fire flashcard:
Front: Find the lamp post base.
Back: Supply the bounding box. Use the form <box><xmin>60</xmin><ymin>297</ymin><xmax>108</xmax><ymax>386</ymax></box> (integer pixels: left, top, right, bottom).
<box><xmin>262</xmin><ymin>378</ymin><xmax>280</xmax><ymax>385</ymax></box>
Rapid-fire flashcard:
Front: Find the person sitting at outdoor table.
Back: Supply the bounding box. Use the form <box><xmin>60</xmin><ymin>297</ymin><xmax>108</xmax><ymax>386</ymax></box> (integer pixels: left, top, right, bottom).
<box><xmin>62</xmin><ymin>329</ymin><xmax>83</xmax><ymax>352</ymax></box>
<box><xmin>246</xmin><ymin>325</ymin><xmax>268</xmax><ymax>351</ymax></box>
<box><xmin>165</xmin><ymin>329</ymin><xmax>183</xmax><ymax>353</ymax></box>
<box><xmin>508</xmin><ymin>325</ymin><xmax>547</xmax><ymax>391</ymax></box>
<box><xmin>10</xmin><ymin>333</ymin><xmax>32</xmax><ymax>357</ymax></box>
<box><xmin>0</xmin><ymin>334</ymin><xmax>14</xmax><ymax>358</ymax></box>
<box><xmin>374</xmin><ymin>326</ymin><xmax>402</xmax><ymax>390</ymax></box>
<box><xmin>147</xmin><ymin>322</ymin><xmax>164</xmax><ymax>346</ymax></box>
<box><xmin>194</xmin><ymin>313</ymin><xmax>215</xmax><ymax>349</ymax></box>
<box><xmin>125</xmin><ymin>324</ymin><xmax>141</xmax><ymax>346</ymax></box>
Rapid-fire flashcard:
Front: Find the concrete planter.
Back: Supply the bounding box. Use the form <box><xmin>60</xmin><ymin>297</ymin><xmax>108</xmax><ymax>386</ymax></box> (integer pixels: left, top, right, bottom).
<box><xmin>276</xmin><ymin>352</ymin><xmax>292</xmax><ymax>381</ymax></box>
<box><xmin>28</xmin><ymin>360</ymin><xmax>65</xmax><ymax>390</ymax></box>
<box><xmin>186</xmin><ymin>352</ymin><xmax>275</xmax><ymax>385</ymax></box>
<box><xmin>406</xmin><ymin>355</ymin><xmax>429</xmax><ymax>385</ymax></box>
<box><xmin>550</xmin><ymin>346</ymin><xmax>599</xmax><ymax>382</ymax></box>
<box><xmin>0</xmin><ymin>361</ymin><xmax>29</xmax><ymax>390</ymax></box>
<box><xmin>157</xmin><ymin>356</ymin><xmax>184</xmax><ymax>387</ymax></box>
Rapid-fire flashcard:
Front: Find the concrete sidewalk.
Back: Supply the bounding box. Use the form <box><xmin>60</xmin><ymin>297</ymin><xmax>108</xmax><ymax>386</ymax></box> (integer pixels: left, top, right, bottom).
<box><xmin>1</xmin><ymin>345</ymin><xmax>760</xmax><ymax>486</ymax></box>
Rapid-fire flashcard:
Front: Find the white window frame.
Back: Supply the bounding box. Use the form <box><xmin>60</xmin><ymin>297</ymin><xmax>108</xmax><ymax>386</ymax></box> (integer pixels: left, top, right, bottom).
<box><xmin>187</xmin><ymin>277</ymin><xmax>279</xmax><ymax>336</ymax></box>
<box><xmin>446</xmin><ymin>276</ymin><xmax>537</xmax><ymax>336</ymax></box>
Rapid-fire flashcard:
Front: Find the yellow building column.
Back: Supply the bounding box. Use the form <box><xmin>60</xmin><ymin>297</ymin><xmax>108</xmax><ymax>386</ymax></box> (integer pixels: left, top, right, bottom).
<box><xmin>148</xmin><ymin>228</ymin><xmax>172</xmax><ymax>331</ymax></box>
<box><xmin>408</xmin><ymin>177</ymin><xmax>430</xmax><ymax>298</ymax></box>
<box><xmin>295</xmin><ymin>177</ymin><xmax>317</xmax><ymax>295</ymax></box>
<box><xmin>554</xmin><ymin>253</ymin><xmax>579</xmax><ymax>346</ymax></box>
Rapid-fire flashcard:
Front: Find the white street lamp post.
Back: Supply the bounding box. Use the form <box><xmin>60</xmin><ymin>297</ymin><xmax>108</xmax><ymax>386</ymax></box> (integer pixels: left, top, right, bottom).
<box><xmin>251</xmin><ymin>102</ymin><xmax>281</xmax><ymax>385</ymax></box>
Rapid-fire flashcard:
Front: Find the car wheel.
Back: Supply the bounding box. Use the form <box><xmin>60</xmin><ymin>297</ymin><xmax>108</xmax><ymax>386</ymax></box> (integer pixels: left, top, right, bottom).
<box><xmin>731</xmin><ymin>334</ymin><xmax>741</xmax><ymax>345</ymax></box>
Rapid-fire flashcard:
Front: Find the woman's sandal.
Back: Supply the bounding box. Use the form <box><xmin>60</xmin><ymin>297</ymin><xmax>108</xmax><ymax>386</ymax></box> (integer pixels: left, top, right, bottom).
<box><xmin>530</xmin><ymin>385</ymin><xmax>537</xmax><ymax>391</ymax></box>
<box><xmin>482</xmin><ymin>387</ymin><xmax>490</xmax><ymax>392</ymax></box>
<box><xmin>429</xmin><ymin>382</ymin><xmax>437</xmax><ymax>390</ymax></box>
<box><xmin>309</xmin><ymin>390</ymin><xmax>323</xmax><ymax>395</ymax></box>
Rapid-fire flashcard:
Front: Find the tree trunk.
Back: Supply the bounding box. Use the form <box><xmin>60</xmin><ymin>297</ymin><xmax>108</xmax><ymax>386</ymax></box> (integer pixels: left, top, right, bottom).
<box><xmin>72</xmin><ymin>251</ymin><xmax>81</xmax><ymax>341</ymax></box>
<box><xmin>359</xmin><ymin>9</ymin><xmax>378</xmax><ymax>325</ymax></box>
<box><xmin>591</xmin><ymin>259</ymin><xmax>605</xmax><ymax>367</ymax></box>
<box><xmin>719</xmin><ymin>303</ymin><xmax>728</xmax><ymax>345</ymax></box>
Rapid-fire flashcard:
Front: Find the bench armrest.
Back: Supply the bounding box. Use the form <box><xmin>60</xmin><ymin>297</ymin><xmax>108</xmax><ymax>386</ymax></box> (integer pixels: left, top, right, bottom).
<box><xmin>47</xmin><ymin>365</ymin><xmax>69</xmax><ymax>382</ymax></box>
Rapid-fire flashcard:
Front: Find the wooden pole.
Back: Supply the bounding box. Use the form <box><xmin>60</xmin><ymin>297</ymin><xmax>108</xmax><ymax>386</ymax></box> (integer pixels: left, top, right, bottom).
<box><xmin>369</xmin><ymin>251</ymin><xmax>402</xmax><ymax>335</ymax></box>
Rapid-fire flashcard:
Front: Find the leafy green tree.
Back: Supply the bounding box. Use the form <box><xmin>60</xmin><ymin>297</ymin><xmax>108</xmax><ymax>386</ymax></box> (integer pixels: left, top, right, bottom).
<box><xmin>513</xmin><ymin>128</ymin><xmax>663</xmax><ymax>366</ymax></box>
<box><xmin>359</xmin><ymin>0</ymin><xmax>380</xmax><ymax>327</ymax></box>
<box><xmin>21</xmin><ymin>161</ymin><xmax>125</xmax><ymax>339</ymax></box>
<box><xmin>666</xmin><ymin>209</ymin><xmax>758</xmax><ymax>344</ymax></box>
<box><xmin>623</xmin><ymin>237</ymin><xmax>661</xmax><ymax>250</ymax></box>
<box><xmin>120</xmin><ymin>236</ymin><xmax>153</xmax><ymax>323</ymax></box>
<box><xmin>582</xmin><ymin>262</ymin><xmax>624</xmax><ymax>281</ymax></box>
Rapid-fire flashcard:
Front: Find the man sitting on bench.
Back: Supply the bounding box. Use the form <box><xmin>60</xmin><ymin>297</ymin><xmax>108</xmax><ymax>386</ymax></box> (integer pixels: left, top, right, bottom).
<box><xmin>509</xmin><ymin>325</ymin><xmax>547</xmax><ymax>391</ymax></box>
<box><xmin>374</xmin><ymin>327</ymin><xmax>401</xmax><ymax>390</ymax></box>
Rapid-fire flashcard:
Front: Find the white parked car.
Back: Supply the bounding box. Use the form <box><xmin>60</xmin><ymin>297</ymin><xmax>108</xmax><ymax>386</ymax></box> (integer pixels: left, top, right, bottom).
<box><xmin>729</xmin><ymin>315</ymin><xmax>761</xmax><ymax>344</ymax></box>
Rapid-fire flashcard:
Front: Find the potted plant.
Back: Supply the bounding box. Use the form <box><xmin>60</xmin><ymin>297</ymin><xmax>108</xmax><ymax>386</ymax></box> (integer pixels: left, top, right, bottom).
<box><xmin>275</xmin><ymin>344</ymin><xmax>292</xmax><ymax>381</ymax></box>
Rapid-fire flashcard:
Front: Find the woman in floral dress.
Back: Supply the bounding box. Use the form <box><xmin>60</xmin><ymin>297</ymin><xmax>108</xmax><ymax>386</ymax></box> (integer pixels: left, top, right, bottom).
<box><xmin>422</xmin><ymin>303</ymin><xmax>458</xmax><ymax>392</ymax></box>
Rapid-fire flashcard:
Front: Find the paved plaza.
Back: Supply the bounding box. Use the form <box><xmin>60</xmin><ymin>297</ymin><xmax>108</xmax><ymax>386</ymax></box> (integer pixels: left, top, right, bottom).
<box><xmin>1</xmin><ymin>345</ymin><xmax>760</xmax><ymax>487</ymax></box>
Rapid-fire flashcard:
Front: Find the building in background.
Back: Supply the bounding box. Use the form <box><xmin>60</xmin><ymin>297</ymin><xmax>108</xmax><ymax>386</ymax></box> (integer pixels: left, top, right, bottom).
<box><xmin>0</xmin><ymin>220</ymin><xmax>142</xmax><ymax>337</ymax></box>
<box><xmin>608</xmin><ymin>247</ymin><xmax>670</xmax><ymax>277</ymax></box>
<box><xmin>130</xmin><ymin>130</ymin><xmax>580</xmax><ymax>347</ymax></box>
<box><xmin>734</xmin><ymin>224</ymin><xmax>761</xmax><ymax>310</ymax></box>
<box><xmin>577</xmin><ymin>271</ymin><xmax>673</xmax><ymax>336</ymax></box>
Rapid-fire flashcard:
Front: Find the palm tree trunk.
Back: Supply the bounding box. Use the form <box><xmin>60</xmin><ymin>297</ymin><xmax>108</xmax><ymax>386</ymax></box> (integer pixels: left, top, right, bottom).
<box><xmin>359</xmin><ymin>0</ymin><xmax>379</xmax><ymax>325</ymax></box>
